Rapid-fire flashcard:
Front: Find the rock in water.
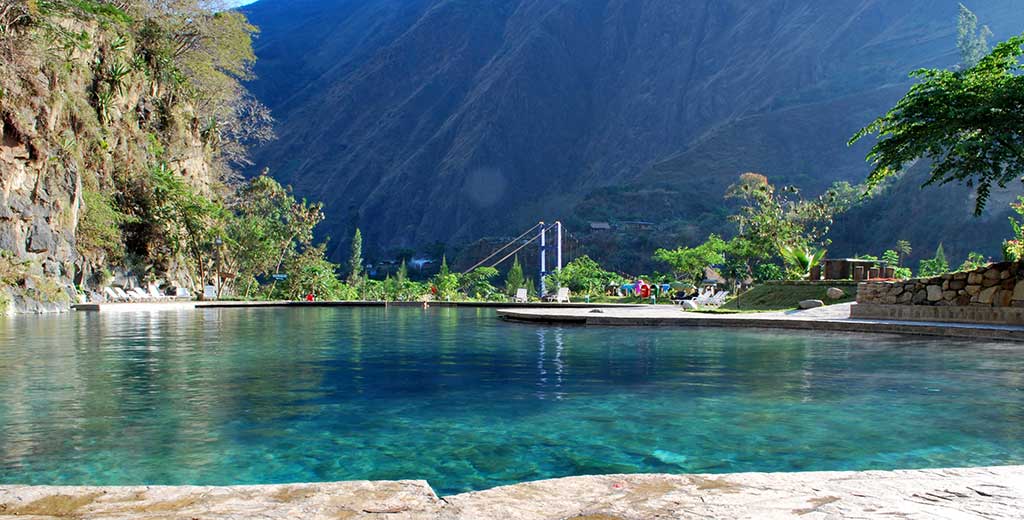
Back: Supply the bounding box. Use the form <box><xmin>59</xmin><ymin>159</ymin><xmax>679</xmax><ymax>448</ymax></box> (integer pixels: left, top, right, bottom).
<box><xmin>799</xmin><ymin>299</ymin><xmax>825</xmax><ymax>309</ymax></box>
<box><xmin>652</xmin><ymin>449</ymin><xmax>688</xmax><ymax>467</ymax></box>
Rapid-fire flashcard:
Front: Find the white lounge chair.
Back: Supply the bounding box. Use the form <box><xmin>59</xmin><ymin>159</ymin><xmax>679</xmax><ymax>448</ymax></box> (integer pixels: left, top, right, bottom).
<box><xmin>692</xmin><ymin>289</ymin><xmax>713</xmax><ymax>306</ymax></box>
<box><xmin>174</xmin><ymin>287</ymin><xmax>192</xmax><ymax>300</ymax></box>
<box><xmin>148</xmin><ymin>285</ymin><xmax>169</xmax><ymax>300</ymax></box>
<box><xmin>203</xmin><ymin>285</ymin><xmax>217</xmax><ymax>300</ymax></box>
<box><xmin>555</xmin><ymin>287</ymin><xmax>570</xmax><ymax>303</ymax></box>
<box><xmin>129</xmin><ymin>287</ymin><xmax>151</xmax><ymax>301</ymax></box>
<box><xmin>513</xmin><ymin>288</ymin><xmax>528</xmax><ymax>303</ymax></box>
<box><xmin>103</xmin><ymin>287</ymin><xmax>122</xmax><ymax>302</ymax></box>
<box><xmin>114</xmin><ymin>287</ymin><xmax>135</xmax><ymax>301</ymax></box>
<box><xmin>704</xmin><ymin>291</ymin><xmax>730</xmax><ymax>308</ymax></box>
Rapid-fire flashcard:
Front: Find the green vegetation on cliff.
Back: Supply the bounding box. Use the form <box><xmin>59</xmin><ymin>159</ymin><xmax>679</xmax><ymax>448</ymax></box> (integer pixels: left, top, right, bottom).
<box><xmin>0</xmin><ymin>0</ymin><xmax>330</xmax><ymax>305</ymax></box>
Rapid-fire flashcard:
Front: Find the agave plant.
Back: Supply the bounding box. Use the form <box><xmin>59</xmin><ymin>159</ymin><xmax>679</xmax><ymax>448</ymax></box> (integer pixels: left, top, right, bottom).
<box><xmin>779</xmin><ymin>244</ymin><xmax>827</xmax><ymax>280</ymax></box>
<box><xmin>107</xmin><ymin>60</ymin><xmax>131</xmax><ymax>95</ymax></box>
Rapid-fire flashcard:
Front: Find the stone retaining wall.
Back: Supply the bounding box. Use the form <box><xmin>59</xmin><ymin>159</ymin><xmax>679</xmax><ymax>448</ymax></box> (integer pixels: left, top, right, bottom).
<box><xmin>857</xmin><ymin>262</ymin><xmax>1023</xmax><ymax>308</ymax></box>
<box><xmin>855</xmin><ymin>262</ymin><xmax>1024</xmax><ymax>325</ymax></box>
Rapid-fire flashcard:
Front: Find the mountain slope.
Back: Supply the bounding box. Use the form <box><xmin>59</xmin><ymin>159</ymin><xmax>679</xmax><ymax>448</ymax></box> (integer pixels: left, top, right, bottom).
<box><xmin>243</xmin><ymin>0</ymin><xmax>1024</xmax><ymax>260</ymax></box>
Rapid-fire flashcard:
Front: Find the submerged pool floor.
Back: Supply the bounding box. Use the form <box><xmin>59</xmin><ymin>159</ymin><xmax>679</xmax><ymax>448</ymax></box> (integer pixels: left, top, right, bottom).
<box><xmin>1</xmin><ymin>307</ymin><xmax>1022</xmax><ymax>494</ymax></box>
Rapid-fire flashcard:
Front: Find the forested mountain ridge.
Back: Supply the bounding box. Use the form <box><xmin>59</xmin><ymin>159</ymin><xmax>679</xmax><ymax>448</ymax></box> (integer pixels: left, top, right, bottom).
<box><xmin>243</xmin><ymin>0</ymin><xmax>1024</xmax><ymax>264</ymax></box>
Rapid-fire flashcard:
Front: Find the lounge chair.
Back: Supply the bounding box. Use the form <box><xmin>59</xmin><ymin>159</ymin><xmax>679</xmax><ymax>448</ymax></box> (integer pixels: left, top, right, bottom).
<box><xmin>704</xmin><ymin>291</ymin><xmax>730</xmax><ymax>308</ymax></box>
<box><xmin>148</xmin><ymin>285</ymin><xmax>169</xmax><ymax>300</ymax></box>
<box><xmin>513</xmin><ymin>288</ymin><xmax>528</xmax><ymax>303</ymax></box>
<box><xmin>691</xmin><ymin>290</ymin><xmax>713</xmax><ymax>306</ymax></box>
<box><xmin>129</xmin><ymin>287</ymin><xmax>151</xmax><ymax>301</ymax></box>
<box><xmin>203</xmin><ymin>285</ymin><xmax>217</xmax><ymax>300</ymax></box>
<box><xmin>114</xmin><ymin>287</ymin><xmax>135</xmax><ymax>301</ymax></box>
<box><xmin>103</xmin><ymin>287</ymin><xmax>122</xmax><ymax>302</ymax></box>
<box><xmin>555</xmin><ymin>287</ymin><xmax>570</xmax><ymax>303</ymax></box>
<box><xmin>174</xmin><ymin>287</ymin><xmax>192</xmax><ymax>300</ymax></box>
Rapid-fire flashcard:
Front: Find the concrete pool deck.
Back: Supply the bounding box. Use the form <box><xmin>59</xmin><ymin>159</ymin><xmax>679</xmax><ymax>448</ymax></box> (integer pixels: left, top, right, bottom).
<box><xmin>70</xmin><ymin>300</ymin><xmax>644</xmax><ymax>312</ymax></box>
<box><xmin>497</xmin><ymin>303</ymin><xmax>1024</xmax><ymax>342</ymax></box>
<box><xmin>1</xmin><ymin>466</ymin><xmax>1021</xmax><ymax>519</ymax></box>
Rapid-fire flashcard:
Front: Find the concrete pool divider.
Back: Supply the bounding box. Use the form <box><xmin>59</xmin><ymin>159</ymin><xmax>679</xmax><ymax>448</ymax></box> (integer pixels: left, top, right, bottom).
<box><xmin>1</xmin><ymin>466</ymin><xmax>1022</xmax><ymax>519</ymax></box>
<box><xmin>495</xmin><ymin>303</ymin><xmax>1024</xmax><ymax>342</ymax></box>
<box><xmin>71</xmin><ymin>300</ymin><xmax>646</xmax><ymax>312</ymax></box>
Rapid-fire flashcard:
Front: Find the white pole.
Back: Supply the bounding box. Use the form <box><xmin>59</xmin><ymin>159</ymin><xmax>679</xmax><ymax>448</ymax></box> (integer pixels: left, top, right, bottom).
<box><xmin>556</xmin><ymin>221</ymin><xmax>563</xmax><ymax>271</ymax></box>
<box><xmin>539</xmin><ymin>222</ymin><xmax>546</xmax><ymax>295</ymax></box>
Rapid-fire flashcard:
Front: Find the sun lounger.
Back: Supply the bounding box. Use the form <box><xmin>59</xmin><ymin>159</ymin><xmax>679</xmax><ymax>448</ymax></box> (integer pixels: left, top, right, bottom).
<box><xmin>704</xmin><ymin>291</ymin><xmax>729</xmax><ymax>308</ymax></box>
<box><xmin>148</xmin><ymin>285</ymin><xmax>169</xmax><ymax>300</ymax></box>
<box><xmin>555</xmin><ymin>287</ymin><xmax>570</xmax><ymax>303</ymax></box>
<box><xmin>174</xmin><ymin>287</ymin><xmax>192</xmax><ymax>300</ymax></box>
<box><xmin>129</xmin><ymin>287</ymin><xmax>151</xmax><ymax>301</ymax></box>
<box><xmin>103</xmin><ymin>287</ymin><xmax>122</xmax><ymax>302</ymax></box>
<box><xmin>203</xmin><ymin>285</ymin><xmax>217</xmax><ymax>300</ymax></box>
<box><xmin>513</xmin><ymin>288</ymin><xmax>528</xmax><ymax>303</ymax></box>
<box><xmin>114</xmin><ymin>287</ymin><xmax>135</xmax><ymax>301</ymax></box>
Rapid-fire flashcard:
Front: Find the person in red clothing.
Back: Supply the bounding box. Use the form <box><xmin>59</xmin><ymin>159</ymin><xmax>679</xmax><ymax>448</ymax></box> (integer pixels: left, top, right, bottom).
<box><xmin>305</xmin><ymin>293</ymin><xmax>315</xmax><ymax>302</ymax></box>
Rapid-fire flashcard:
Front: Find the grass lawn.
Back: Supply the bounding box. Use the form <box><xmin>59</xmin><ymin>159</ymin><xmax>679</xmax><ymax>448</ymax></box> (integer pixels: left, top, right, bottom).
<box><xmin>713</xmin><ymin>284</ymin><xmax>856</xmax><ymax>312</ymax></box>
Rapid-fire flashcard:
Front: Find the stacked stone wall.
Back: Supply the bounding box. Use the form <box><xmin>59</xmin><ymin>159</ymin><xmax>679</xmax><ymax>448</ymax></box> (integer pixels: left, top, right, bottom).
<box><xmin>857</xmin><ymin>262</ymin><xmax>1023</xmax><ymax>309</ymax></box>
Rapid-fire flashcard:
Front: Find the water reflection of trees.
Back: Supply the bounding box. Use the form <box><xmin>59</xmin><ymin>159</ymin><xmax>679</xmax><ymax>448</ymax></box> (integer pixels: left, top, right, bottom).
<box><xmin>1</xmin><ymin>310</ymin><xmax>1022</xmax><ymax>484</ymax></box>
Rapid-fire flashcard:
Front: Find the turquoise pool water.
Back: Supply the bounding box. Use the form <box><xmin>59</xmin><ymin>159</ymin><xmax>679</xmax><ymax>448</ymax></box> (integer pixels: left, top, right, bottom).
<box><xmin>0</xmin><ymin>307</ymin><xmax>1022</xmax><ymax>494</ymax></box>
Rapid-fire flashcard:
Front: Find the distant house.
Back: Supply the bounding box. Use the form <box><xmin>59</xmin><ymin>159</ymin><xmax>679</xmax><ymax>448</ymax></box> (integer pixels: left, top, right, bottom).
<box><xmin>702</xmin><ymin>267</ymin><xmax>726</xmax><ymax>285</ymax></box>
<box><xmin>620</xmin><ymin>221</ymin><xmax>654</xmax><ymax>231</ymax></box>
<box><xmin>589</xmin><ymin>221</ymin><xmax>612</xmax><ymax>231</ymax></box>
<box><xmin>824</xmin><ymin>258</ymin><xmax>877</xmax><ymax>280</ymax></box>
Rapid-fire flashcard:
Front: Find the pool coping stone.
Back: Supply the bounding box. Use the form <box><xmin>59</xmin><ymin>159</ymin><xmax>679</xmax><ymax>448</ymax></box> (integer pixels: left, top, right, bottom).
<box><xmin>1</xmin><ymin>466</ymin><xmax>1021</xmax><ymax>519</ymax></box>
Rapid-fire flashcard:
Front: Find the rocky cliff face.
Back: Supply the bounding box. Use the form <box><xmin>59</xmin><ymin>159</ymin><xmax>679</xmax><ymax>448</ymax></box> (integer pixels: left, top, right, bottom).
<box><xmin>0</xmin><ymin>17</ymin><xmax>217</xmax><ymax>313</ymax></box>
<box><xmin>244</xmin><ymin>0</ymin><xmax>1024</xmax><ymax>260</ymax></box>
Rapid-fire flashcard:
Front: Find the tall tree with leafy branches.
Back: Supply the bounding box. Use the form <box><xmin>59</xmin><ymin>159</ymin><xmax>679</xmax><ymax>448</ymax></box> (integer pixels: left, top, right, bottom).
<box><xmin>851</xmin><ymin>34</ymin><xmax>1024</xmax><ymax>214</ymax></box>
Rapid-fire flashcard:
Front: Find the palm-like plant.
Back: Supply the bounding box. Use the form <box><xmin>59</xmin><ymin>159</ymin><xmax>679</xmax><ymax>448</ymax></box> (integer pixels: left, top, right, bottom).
<box><xmin>779</xmin><ymin>244</ymin><xmax>827</xmax><ymax>280</ymax></box>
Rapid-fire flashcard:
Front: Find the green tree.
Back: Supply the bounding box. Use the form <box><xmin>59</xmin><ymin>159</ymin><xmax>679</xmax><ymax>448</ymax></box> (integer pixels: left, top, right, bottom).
<box><xmin>881</xmin><ymin>250</ymin><xmax>900</xmax><ymax>266</ymax></box>
<box><xmin>347</xmin><ymin>228</ymin><xmax>363</xmax><ymax>284</ymax></box>
<box><xmin>918</xmin><ymin>244</ymin><xmax>950</xmax><ymax>277</ymax></box>
<box><xmin>654</xmin><ymin>235</ymin><xmax>727</xmax><ymax>285</ymax></box>
<box><xmin>430</xmin><ymin>256</ymin><xmax>459</xmax><ymax>301</ymax></box>
<box><xmin>959</xmin><ymin>252</ymin><xmax>989</xmax><ymax>271</ymax></box>
<box><xmin>546</xmin><ymin>255</ymin><xmax>623</xmax><ymax>295</ymax></box>
<box><xmin>851</xmin><ymin>34</ymin><xmax>1024</xmax><ymax>214</ymax></box>
<box><xmin>460</xmin><ymin>267</ymin><xmax>499</xmax><ymax>300</ymax></box>
<box><xmin>396</xmin><ymin>260</ymin><xmax>408</xmax><ymax>283</ymax></box>
<box><xmin>896</xmin><ymin>240</ymin><xmax>913</xmax><ymax>266</ymax></box>
<box><xmin>147</xmin><ymin>162</ymin><xmax>226</xmax><ymax>290</ymax></box>
<box><xmin>278</xmin><ymin>244</ymin><xmax>348</xmax><ymax>300</ymax></box>
<box><xmin>226</xmin><ymin>173</ymin><xmax>324</xmax><ymax>298</ymax></box>
<box><xmin>504</xmin><ymin>255</ymin><xmax>525</xmax><ymax>296</ymax></box>
<box><xmin>957</xmin><ymin>3</ymin><xmax>993</xmax><ymax>68</ymax></box>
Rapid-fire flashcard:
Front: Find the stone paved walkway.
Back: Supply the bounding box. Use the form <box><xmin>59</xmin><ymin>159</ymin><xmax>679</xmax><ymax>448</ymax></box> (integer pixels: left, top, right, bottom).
<box><xmin>1</xmin><ymin>466</ymin><xmax>1021</xmax><ymax>519</ymax></box>
<box><xmin>496</xmin><ymin>303</ymin><xmax>1024</xmax><ymax>342</ymax></box>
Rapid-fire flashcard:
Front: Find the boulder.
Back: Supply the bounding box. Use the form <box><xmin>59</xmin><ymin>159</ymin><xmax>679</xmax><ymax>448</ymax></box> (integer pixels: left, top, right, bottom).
<box><xmin>826</xmin><ymin>287</ymin><xmax>845</xmax><ymax>300</ymax></box>
<box><xmin>26</xmin><ymin>220</ymin><xmax>54</xmax><ymax>253</ymax></box>
<box><xmin>798</xmin><ymin>299</ymin><xmax>824</xmax><ymax>309</ymax></box>
<box><xmin>926</xmin><ymin>285</ymin><xmax>942</xmax><ymax>302</ymax></box>
<box><xmin>1013</xmin><ymin>281</ymin><xmax>1024</xmax><ymax>302</ymax></box>
<box><xmin>995</xmin><ymin>290</ymin><xmax>1014</xmax><ymax>307</ymax></box>
<box><xmin>977</xmin><ymin>286</ymin><xmax>999</xmax><ymax>305</ymax></box>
